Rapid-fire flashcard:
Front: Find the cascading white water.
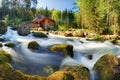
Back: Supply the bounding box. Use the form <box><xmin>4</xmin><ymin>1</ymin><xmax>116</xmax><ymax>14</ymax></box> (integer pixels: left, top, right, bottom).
<box><xmin>1</xmin><ymin>27</ymin><xmax>120</xmax><ymax>79</ymax></box>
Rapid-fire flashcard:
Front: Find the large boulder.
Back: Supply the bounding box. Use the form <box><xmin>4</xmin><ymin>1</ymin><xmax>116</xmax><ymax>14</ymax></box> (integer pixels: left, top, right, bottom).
<box><xmin>94</xmin><ymin>54</ymin><xmax>119</xmax><ymax>80</ymax></box>
<box><xmin>17</xmin><ymin>23</ymin><xmax>30</xmax><ymax>36</ymax></box>
<box><xmin>0</xmin><ymin>21</ymin><xmax>7</xmax><ymax>34</ymax></box>
<box><xmin>49</xmin><ymin>44</ymin><xmax>74</xmax><ymax>57</ymax></box>
<box><xmin>0</xmin><ymin>50</ymin><xmax>47</xmax><ymax>80</ymax></box>
<box><xmin>48</xmin><ymin>65</ymin><xmax>89</xmax><ymax>80</ymax></box>
<box><xmin>28</xmin><ymin>41</ymin><xmax>40</xmax><ymax>50</ymax></box>
<box><xmin>47</xmin><ymin>71</ymin><xmax>74</xmax><ymax>80</ymax></box>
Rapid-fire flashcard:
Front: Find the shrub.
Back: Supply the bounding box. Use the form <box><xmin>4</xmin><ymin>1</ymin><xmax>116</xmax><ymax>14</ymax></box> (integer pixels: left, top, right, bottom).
<box><xmin>28</xmin><ymin>41</ymin><xmax>40</xmax><ymax>50</ymax></box>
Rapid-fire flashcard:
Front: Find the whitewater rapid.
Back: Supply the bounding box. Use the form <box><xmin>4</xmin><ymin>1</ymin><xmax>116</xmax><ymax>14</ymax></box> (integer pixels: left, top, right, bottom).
<box><xmin>1</xmin><ymin>27</ymin><xmax>120</xmax><ymax>78</ymax></box>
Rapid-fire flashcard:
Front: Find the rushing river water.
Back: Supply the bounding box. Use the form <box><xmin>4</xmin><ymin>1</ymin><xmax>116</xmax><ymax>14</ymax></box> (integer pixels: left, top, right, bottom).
<box><xmin>1</xmin><ymin>27</ymin><xmax>120</xmax><ymax>79</ymax></box>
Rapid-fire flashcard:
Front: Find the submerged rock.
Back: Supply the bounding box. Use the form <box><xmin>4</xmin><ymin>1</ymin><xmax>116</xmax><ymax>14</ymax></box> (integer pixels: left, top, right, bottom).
<box><xmin>49</xmin><ymin>44</ymin><xmax>74</xmax><ymax>57</ymax></box>
<box><xmin>94</xmin><ymin>54</ymin><xmax>119</xmax><ymax>80</ymax></box>
<box><xmin>0</xmin><ymin>21</ymin><xmax>7</xmax><ymax>34</ymax></box>
<box><xmin>28</xmin><ymin>41</ymin><xmax>40</xmax><ymax>50</ymax></box>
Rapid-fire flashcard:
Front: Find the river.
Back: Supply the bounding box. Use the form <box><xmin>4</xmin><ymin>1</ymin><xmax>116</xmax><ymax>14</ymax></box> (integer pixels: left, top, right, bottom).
<box><xmin>1</xmin><ymin>27</ymin><xmax>120</xmax><ymax>79</ymax></box>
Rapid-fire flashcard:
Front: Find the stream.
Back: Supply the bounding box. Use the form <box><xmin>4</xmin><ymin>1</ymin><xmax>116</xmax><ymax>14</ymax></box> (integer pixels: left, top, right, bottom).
<box><xmin>1</xmin><ymin>27</ymin><xmax>120</xmax><ymax>79</ymax></box>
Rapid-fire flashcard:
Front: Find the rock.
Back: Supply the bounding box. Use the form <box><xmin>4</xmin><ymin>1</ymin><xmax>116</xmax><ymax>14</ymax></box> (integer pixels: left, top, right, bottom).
<box><xmin>0</xmin><ymin>21</ymin><xmax>7</xmax><ymax>34</ymax></box>
<box><xmin>17</xmin><ymin>23</ymin><xmax>30</xmax><ymax>36</ymax></box>
<box><xmin>0</xmin><ymin>37</ymin><xmax>5</xmax><ymax>42</ymax></box>
<box><xmin>47</xmin><ymin>71</ymin><xmax>74</xmax><ymax>80</ymax></box>
<box><xmin>48</xmin><ymin>65</ymin><xmax>89</xmax><ymax>80</ymax></box>
<box><xmin>64</xmin><ymin>32</ymin><xmax>73</xmax><ymax>37</ymax></box>
<box><xmin>0</xmin><ymin>50</ymin><xmax>12</xmax><ymax>64</ymax></box>
<box><xmin>28</xmin><ymin>41</ymin><xmax>40</xmax><ymax>50</ymax></box>
<box><xmin>49</xmin><ymin>44</ymin><xmax>74</xmax><ymax>57</ymax></box>
<box><xmin>111</xmin><ymin>39</ymin><xmax>119</xmax><ymax>45</ymax></box>
<box><xmin>33</xmin><ymin>32</ymin><xmax>48</xmax><ymax>38</ymax></box>
<box><xmin>94</xmin><ymin>54</ymin><xmax>119</xmax><ymax>80</ymax></box>
<box><xmin>0</xmin><ymin>50</ymin><xmax>47</xmax><ymax>80</ymax></box>
<box><xmin>4</xmin><ymin>42</ymin><xmax>15</xmax><ymax>48</ymax></box>
<box><xmin>60</xmin><ymin>65</ymin><xmax>89</xmax><ymax>80</ymax></box>
<box><xmin>0</xmin><ymin>43</ymin><xmax>2</xmax><ymax>47</ymax></box>
<box><xmin>87</xmin><ymin>55</ymin><xmax>93</xmax><ymax>60</ymax></box>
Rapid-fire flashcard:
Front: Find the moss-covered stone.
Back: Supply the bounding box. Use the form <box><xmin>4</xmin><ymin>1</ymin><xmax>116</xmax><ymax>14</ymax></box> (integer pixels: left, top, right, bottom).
<box><xmin>0</xmin><ymin>62</ymin><xmax>47</xmax><ymax>80</ymax></box>
<box><xmin>60</xmin><ymin>65</ymin><xmax>89</xmax><ymax>80</ymax></box>
<box><xmin>4</xmin><ymin>42</ymin><xmax>15</xmax><ymax>48</ymax></box>
<box><xmin>94</xmin><ymin>54</ymin><xmax>119</xmax><ymax>80</ymax></box>
<box><xmin>33</xmin><ymin>32</ymin><xmax>47</xmax><ymax>38</ymax></box>
<box><xmin>0</xmin><ymin>43</ymin><xmax>2</xmax><ymax>47</ymax></box>
<box><xmin>28</xmin><ymin>41</ymin><xmax>40</xmax><ymax>50</ymax></box>
<box><xmin>0</xmin><ymin>50</ymin><xmax>47</xmax><ymax>80</ymax></box>
<box><xmin>49</xmin><ymin>44</ymin><xmax>74</xmax><ymax>57</ymax></box>
<box><xmin>0</xmin><ymin>21</ymin><xmax>7</xmax><ymax>34</ymax></box>
<box><xmin>48</xmin><ymin>65</ymin><xmax>89</xmax><ymax>80</ymax></box>
<box><xmin>111</xmin><ymin>39</ymin><xmax>119</xmax><ymax>45</ymax></box>
<box><xmin>0</xmin><ymin>50</ymin><xmax>11</xmax><ymax>64</ymax></box>
<box><xmin>0</xmin><ymin>38</ymin><xmax>5</xmax><ymax>42</ymax></box>
<box><xmin>47</xmin><ymin>71</ymin><xmax>74</xmax><ymax>80</ymax></box>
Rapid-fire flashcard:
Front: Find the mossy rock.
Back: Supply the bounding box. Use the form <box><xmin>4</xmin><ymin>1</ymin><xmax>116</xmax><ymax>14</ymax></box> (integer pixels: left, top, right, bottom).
<box><xmin>47</xmin><ymin>71</ymin><xmax>74</xmax><ymax>80</ymax></box>
<box><xmin>60</xmin><ymin>65</ymin><xmax>89</xmax><ymax>80</ymax></box>
<box><xmin>0</xmin><ymin>43</ymin><xmax>2</xmax><ymax>47</ymax></box>
<box><xmin>33</xmin><ymin>32</ymin><xmax>47</xmax><ymax>38</ymax></box>
<box><xmin>0</xmin><ymin>62</ymin><xmax>47</xmax><ymax>80</ymax></box>
<box><xmin>0</xmin><ymin>50</ymin><xmax>11</xmax><ymax>64</ymax></box>
<box><xmin>28</xmin><ymin>41</ymin><xmax>40</xmax><ymax>50</ymax></box>
<box><xmin>94</xmin><ymin>54</ymin><xmax>119</xmax><ymax>80</ymax></box>
<box><xmin>0</xmin><ymin>50</ymin><xmax>47</xmax><ymax>80</ymax></box>
<box><xmin>111</xmin><ymin>39</ymin><xmax>119</xmax><ymax>45</ymax></box>
<box><xmin>0</xmin><ymin>21</ymin><xmax>7</xmax><ymax>34</ymax></box>
<box><xmin>49</xmin><ymin>44</ymin><xmax>74</xmax><ymax>57</ymax></box>
<box><xmin>4</xmin><ymin>42</ymin><xmax>15</xmax><ymax>48</ymax></box>
<box><xmin>0</xmin><ymin>38</ymin><xmax>5</xmax><ymax>42</ymax></box>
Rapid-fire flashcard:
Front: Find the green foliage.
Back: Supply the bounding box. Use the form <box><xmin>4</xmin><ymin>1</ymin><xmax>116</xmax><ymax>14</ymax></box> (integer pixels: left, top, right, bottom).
<box><xmin>58</xmin><ymin>25</ymin><xmax>68</xmax><ymax>31</ymax></box>
<box><xmin>2</xmin><ymin>15</ymin><xmax>9</xmax><ymax>25</ymax></box>
<box><xmin>33</xmin><ymin>32</ymin><xmax>47</xmax><ymax>38</ymax></box>
<box><xmin>28</xmin><ymin>41</ymin><xmax>40</xmax><ymax>50</ymax></box>
<box><xmin>0</xmin><ymin>21</ymin><xmax>7</xmax><ymax>34</ymax></box>
<box><xmin>4</xmin><ymin>42</ymin><xmax>15</xmax><ymax>48</ymax></box>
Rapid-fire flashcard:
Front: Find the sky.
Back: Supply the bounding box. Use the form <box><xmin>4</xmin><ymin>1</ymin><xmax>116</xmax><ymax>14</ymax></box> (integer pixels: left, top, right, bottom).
<box><xmin>0</xmin><ymin>0</ymin><xmax>75</xmax><ymax>11</ymax></box>
<box><xmin>37</xmin><ymin>0</ymin><xmax>75</xmax><ymax>10</ymax></box>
